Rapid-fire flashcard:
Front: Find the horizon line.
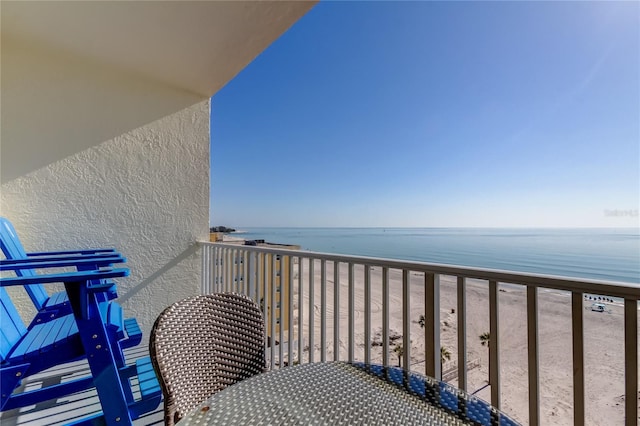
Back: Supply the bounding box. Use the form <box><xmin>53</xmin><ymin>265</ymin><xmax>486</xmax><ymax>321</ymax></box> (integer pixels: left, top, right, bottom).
<box><xmin>211</xmin><ymin>225</ymin><xmax>640</xmax><ymax>230</ymax></box>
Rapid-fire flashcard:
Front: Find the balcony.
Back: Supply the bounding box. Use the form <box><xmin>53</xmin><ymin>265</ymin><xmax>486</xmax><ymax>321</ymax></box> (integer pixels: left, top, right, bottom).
<box><xmin>1</xmin><ymin>241</ymin><xmax>637</xmax><ymax>425</ymax></box>
<box><xmin>202</xmin><ymin>241</ymin><xmax>639</xmax><ymax>426</ymax></box>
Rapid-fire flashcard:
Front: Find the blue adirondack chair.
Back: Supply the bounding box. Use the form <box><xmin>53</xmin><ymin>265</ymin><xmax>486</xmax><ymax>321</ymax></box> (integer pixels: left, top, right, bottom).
<box><xmin>0</xmin><ymin>219</ymin><xmax>142</xmax><ymax>353</ymax></box>
<box><xmin>0</xmin><ymin>258</ymin><xmax>162</xmax><ymax>425</ymax></box>
<box><xmin>0</xmin><ymin>217</ymin><xmax>119</xmax><ymax>321</ymax></box>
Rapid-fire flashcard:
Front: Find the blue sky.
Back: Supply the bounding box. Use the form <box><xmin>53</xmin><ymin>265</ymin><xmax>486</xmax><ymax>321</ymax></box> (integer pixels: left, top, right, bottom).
<box><xmin>210</xmin><ymin>1</ymin><xmax>639</xmax><ymax>228</ymax></box>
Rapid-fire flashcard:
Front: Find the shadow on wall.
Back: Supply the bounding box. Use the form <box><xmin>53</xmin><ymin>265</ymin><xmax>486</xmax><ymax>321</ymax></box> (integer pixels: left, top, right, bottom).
<box><xmin>116</xmin><ymin>243</ymin><xmax>200</xmax><ymax>305</ymax></box>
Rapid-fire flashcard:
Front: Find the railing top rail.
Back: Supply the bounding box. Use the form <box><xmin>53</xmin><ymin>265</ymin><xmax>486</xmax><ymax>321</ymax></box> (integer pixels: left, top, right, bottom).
<box><xmin>199</xmin><ymin>241</ymin><xmax>640</xmax><ymax>299</ymax></box>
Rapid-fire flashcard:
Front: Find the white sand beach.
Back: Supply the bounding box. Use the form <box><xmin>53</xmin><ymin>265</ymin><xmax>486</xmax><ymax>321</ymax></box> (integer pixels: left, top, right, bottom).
<box><xmin>288</xmin><ymin>260</ymin><xmax>638</xmax><ymax>425</ymax></box>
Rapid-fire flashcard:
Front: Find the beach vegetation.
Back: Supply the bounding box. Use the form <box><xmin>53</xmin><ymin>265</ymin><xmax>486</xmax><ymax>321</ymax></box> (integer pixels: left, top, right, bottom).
<box><xmin>417</xmin><ymin>317</ymin><xmax>451</xmax><ymax>368</ymax></box>
<box><xmin>479</xmin><ymin>332</ymin><xmax>490</xmax><ymax>346</ymax></box>
<box><xmin>441</xmin><ymin>346</ymin><xmax>451</xmax><ymax>365</ymax></box>
<box><xmin>393</xmin><ymin>343</ymin><xmax>403</xmax><ymax>367</ymax></box>
<box><xmin>209</xmin><ymin>226</ymin><xmax>236</xmax><ymax>233</ymax></box>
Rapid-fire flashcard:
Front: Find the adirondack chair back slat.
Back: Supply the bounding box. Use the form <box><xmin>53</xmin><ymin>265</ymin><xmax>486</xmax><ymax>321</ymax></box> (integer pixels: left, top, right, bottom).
<box><xmin>0</xmin><ymin>287</ymin><xmax>27</xmax><ymax>362</ymax></box>
<box><xmin>0</xmin><ymin>219</ymin><xmax>49</xmax><ymax>310</ymax></box>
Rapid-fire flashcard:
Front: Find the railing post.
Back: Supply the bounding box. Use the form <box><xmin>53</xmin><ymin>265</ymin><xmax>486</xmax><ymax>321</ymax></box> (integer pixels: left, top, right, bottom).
<box><xmin>457</xmin><ymin>276</ymin><xmax>467</xmax><ymax>391</ymax></box>
<box><xmin>288</xmin><ymin>255</ymin><xmax>294</xmax><ymax>366</ymax></box>
<box><xmin>234</xmin><ymin>248</ymin><xmax>240</xmax><ymax>293</ymax></box>
<box><xmin>365</xmin><ymin>265</ymin><xmax>372</xmax><ymax>365</ymax></box>
<box><xmin>278</xmin><ymin>255</ymin><xmax>284</xmax><ymax>366</ymax></box>
<box><xmin>308</xmin><ymin>258</ymin><xmax>315</xmax><ymax>363</ymax></box>
<box><xmin>334</xmin><ymin>261</ymin><xmax>340</xmax><ymax>362</ymax></box>
<box><xmin>402</xmin><ymin>269</ymin><xmax>411</xmax><ymax>371</ymax></box>
<box><xmin>215</xmin><ymin>246</ymin><xmax>221</xmax><ymax>293</ymax></box>
<box><xmin>571</xmin><ymin>291</ymin><xmax>585</xmax><ymax>426</ymax></box>
<box><xmin>201</xmin><ymin>244</ymin><xmax>208</xmax><ymax>295</ymax></box>
<box><xmin>257</xmin><ymin>252</ymin><xmax>264</xmax><ymax>303</ymax></box>
<box><xmin>247</xmin><ymin>251</ymin><xmax>255</xmax><ymax>300</ymax></box>
<box><xmin>225</xmin><ymin>248</ymin><xmax>231</xmax><ymax>292</ymax></box>
<box><xmin>624</xmin><ymin>298</ymin><xmax>638</xmax><ymax>426</ymax></box>
<box><xmin>320</xmin><ymin>259</ymin><xmax>327</xmax><ymax>363</ymax></box>
<box><xmin>527</xmin><ymin>286</ymin><xmax>540</xmax><ymax>426</ymax></box>
<box><xmin>297</xmin><ymin>256</ymin><xmax>304</xmax><ymax>365</ymax></box>
<box><xmin>424</xmin><ymin>273</ymin><xmax>441</xmax><ymax>380</ymax></box>
<box><xmin>348</xmin><ymin>262</ymin><xmax>355</xmax><ymax>363</ymax></box>
<box><xmin>270</xmin><ymin>254</ymin><xmax>277</xmax><ymax>369</ymax></box>
<box><xmin>489</xmin><ymin>280</ymin><xmax>501</xmax><ymax>409</ymax></box>
<box><xmin>242</xmin><ymin>250</ymin><xmax>248</xmax><ymax>295</ymax></box>
<box><xmin>259</xmin><ymin>252</ymin><xmax>268</xmax><ymax>366</ymax></box>
<box><xmin>382</xmin><ymin>267</ymin><xmax>390</xmax><ymax>368</ymax></box>
<box><xmin>220</xmin><ymin>248</ymin><xmax>225</xmax><ymax>292</ymax></box>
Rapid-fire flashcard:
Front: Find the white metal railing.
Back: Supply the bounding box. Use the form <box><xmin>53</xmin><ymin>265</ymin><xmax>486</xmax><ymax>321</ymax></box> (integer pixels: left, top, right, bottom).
<box><xmin>200</xmin><ymin>241</ymin><xmax>639</xmax><ymax>426</ymax></box>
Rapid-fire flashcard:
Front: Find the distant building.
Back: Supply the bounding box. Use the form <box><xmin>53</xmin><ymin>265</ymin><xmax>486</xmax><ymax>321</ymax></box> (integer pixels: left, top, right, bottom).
<box><xmin>214</xmin><ymin>238</ymin><xmax>301</xmax><ymax>343</ymax></box>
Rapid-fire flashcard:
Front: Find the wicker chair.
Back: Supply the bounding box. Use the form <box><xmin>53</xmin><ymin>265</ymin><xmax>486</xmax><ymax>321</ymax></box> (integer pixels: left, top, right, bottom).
<box><xmin>149</xmin><ymin>293</ymin><xmax>265</xmax><ymax>425</ymax></box>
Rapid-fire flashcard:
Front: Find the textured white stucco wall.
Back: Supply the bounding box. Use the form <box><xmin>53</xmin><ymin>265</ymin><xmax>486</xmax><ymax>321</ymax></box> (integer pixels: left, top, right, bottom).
<box><xmin>1</xmin><ymin>36</ymin><xmax>204</xmax><ymax>182</ymax></box>
<box><xmin>0</xmin><ymin>100</ymin><xmax>210</xmax><ymax>339</ymax></box>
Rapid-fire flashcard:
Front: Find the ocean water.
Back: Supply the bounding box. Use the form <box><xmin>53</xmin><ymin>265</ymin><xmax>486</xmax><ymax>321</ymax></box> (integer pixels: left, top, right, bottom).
<box><xmin>235</xmin><ymin>228</ymin><xmax>640</xmax><ymax>284</ymax></box>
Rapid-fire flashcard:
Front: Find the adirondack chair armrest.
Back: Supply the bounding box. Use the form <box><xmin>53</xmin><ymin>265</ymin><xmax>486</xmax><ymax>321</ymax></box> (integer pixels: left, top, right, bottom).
<box><xmin>0</xmin><ymin>256</ymin><xmax>125</xmax><ymax>272</ymax></box>
<box><xmin>26</xmin><ymin>248</ymin><xmax>117</xmax><ymax>257</ymax></box>
<box><xmin>0</xmin><ymin>268</ymin><xmax>130</xmax><ymax>287</ymax></box>
<box><xmin>1</xmin><ymin>269</ymin><xmax>128</xmax><ymax>324</ymax></box>
<box><xmin>88</xmin><ymin>280</ymin><xmax>118</xmax><ymax>293</ymax></box>
<box><xmin>2</xmin><ymin>252</ymin><xmax>123</xmax><ymax>265</ymax></box>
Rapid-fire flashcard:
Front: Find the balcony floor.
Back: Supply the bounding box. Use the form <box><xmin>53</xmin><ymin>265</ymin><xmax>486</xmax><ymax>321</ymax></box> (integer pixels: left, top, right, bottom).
<box><xmin>0</xmin><ymin>346</ymin><xmax>164</xmax><ymax>426</ymax></box>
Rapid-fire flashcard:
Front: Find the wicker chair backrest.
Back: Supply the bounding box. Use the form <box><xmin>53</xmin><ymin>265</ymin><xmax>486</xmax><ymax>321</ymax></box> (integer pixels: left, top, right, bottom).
<box><xmin>149</xmin><ymin>293</ymin><xmax>265</xmax><ymax>425</ymax></box>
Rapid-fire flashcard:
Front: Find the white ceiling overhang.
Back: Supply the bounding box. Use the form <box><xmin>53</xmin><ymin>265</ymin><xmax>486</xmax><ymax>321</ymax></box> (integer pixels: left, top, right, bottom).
<box><xmin>0</xmin><ymin>0</ymin><xmax>316</xmax><ymax>181</ymax></box>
